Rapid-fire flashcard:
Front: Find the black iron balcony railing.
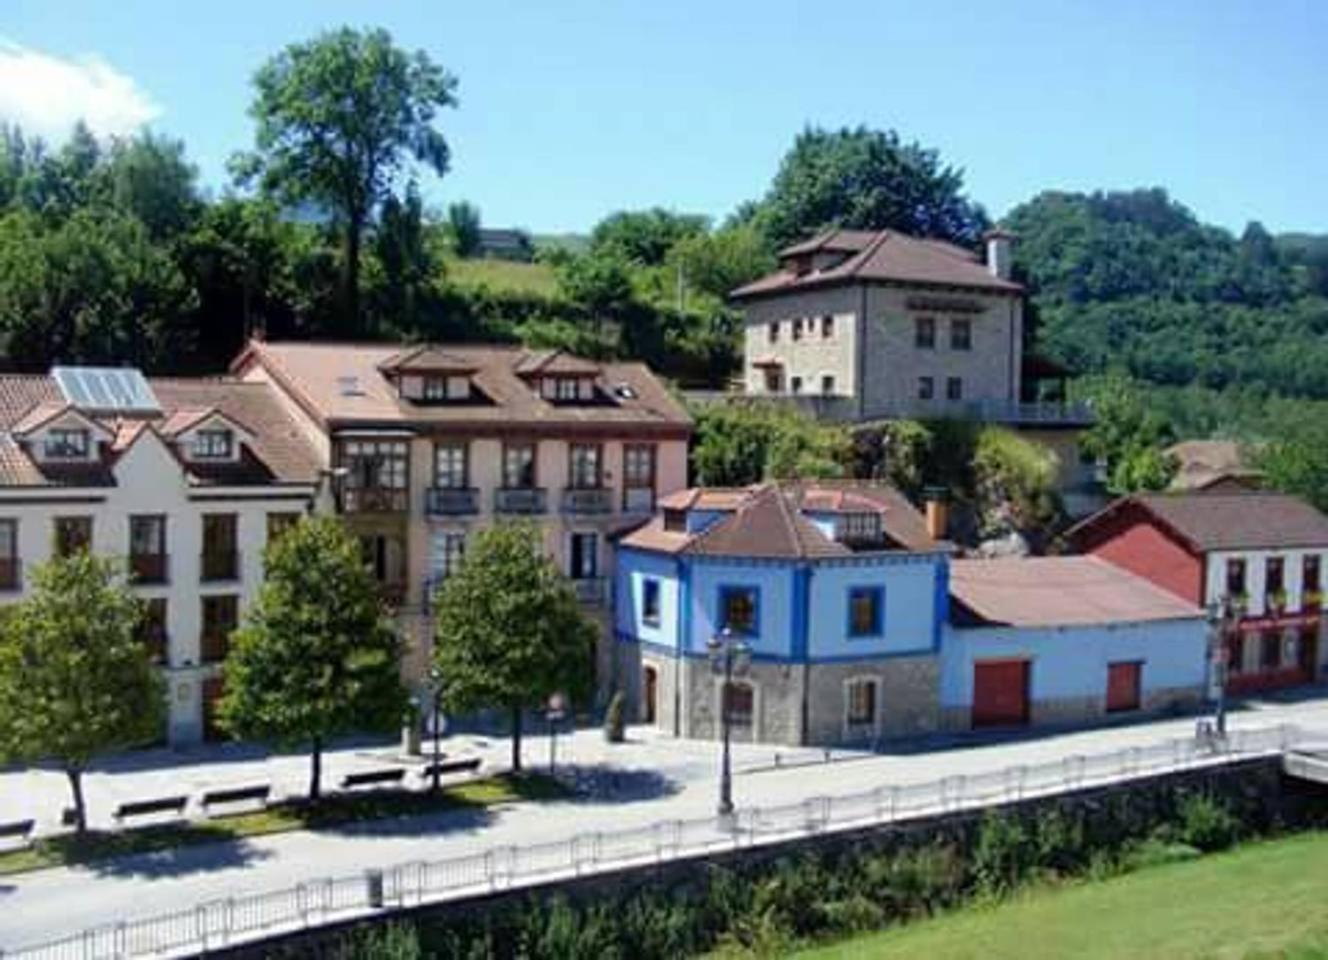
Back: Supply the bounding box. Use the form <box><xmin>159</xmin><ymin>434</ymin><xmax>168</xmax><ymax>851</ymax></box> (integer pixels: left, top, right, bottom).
<box><xmin>622</xmin><ymin>486</ymin><xmax>656</xmax><ymax>514</ymax></box>
<box><xmin>425</xmin><ymin>487</ymin><xmax>480</xmax><ymax>516</ymax></box>
<box><xmin>342</xmin><ymin>487</ymin><xmax>409</xmax><ymax>514</ymax></box>
<box><xmin>495</xmin><ymin>487</ymin><xmax>548</xmax><ymax>515</ymax></box>
<box><xmin>130</xmin><ymin>552</ymin><xmax>169</xmax><ymax>585</ymax></box>
<box><xmin>561</xmin><ymin>487</ymin><xmax>613</xmax><ymax>515</ymax></box>
<box><xmin>200</xmin><ymin>550</ymin><xmax>239</xmax><ymax>582</ymax></box>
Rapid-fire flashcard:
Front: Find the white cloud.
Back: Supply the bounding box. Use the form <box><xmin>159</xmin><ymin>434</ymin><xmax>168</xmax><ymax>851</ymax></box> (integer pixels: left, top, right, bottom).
<box><xmin>0</xmin><ymin>40</ymin><xmax>160</xmax><ymax>142</ymax></box>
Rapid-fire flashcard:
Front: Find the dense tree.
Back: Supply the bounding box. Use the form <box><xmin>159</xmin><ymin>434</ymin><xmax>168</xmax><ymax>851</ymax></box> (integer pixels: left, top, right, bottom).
<box><xmin>1075</xmin><ymin>373</ymin><xmax>1178</xmax><ymax>495</ymax></box>
<box><xmin>103</xmin><ymin>133</ymin><xmax>202</xmax><ymax>241</ymax></box>
<box><xmin>0</xmin><ymin>554</ymin><xmax>165</xmax><ymax>833</ymax></box>
<box><xmin>971</xmin><ymin>427</ymin><xmax>1062</xmax><ymax>539</ymax></box>
<box><xmin>233</xmin><ymin>27</ymin><xmax>457</xmax><ymax>331</ymax></box>
<box><xmin>744</xmin><ymin>126</ymin><xmax>989</xmax><ymax>249</ymax></box>
<box><xmin>446</xmin><ymin>200</ymin><xmax>482</xmax><ymax>257</ymax></box>
<box><xmin>372</xmin><ymin>185</ymin><xmax>438</xmax><ymax>334</ymax></box>
<box><xmin>432</xmin><ymin>523</ymin><xmax>597</xmax><ymax>772</ymax></box>
<box><xmin>589</xmin><ymin>208</ymin><xmax>709</xmax><ymax>266</ymax></box>
<box><xmin>666</xmin><ymin>225</ymin><xmax>775</xmax><ymax>300</ymax></box>
<box><xmin>692</xmin><ymin>402</ymin><xmax>850</xmax><ymax>486</ymax></box>
<box><xmin>1254</xmin><ymin>420</ymin><xmax>1328</xmax><ymax>513</ymax></box>
<box><xmin>219</xmin><ymin>516</ymin><xmax>403</xmax><ymax>801</ymax></box>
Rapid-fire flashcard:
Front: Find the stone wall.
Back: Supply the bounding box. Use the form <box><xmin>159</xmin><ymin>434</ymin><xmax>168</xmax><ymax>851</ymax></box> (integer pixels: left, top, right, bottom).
<box><xmin>805</xmin><ymin>656</ymin><xmax>940</xmax><ymax>744</ymax></box>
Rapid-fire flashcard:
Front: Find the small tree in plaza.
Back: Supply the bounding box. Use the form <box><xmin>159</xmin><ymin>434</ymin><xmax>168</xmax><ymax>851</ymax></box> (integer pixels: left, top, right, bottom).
<box><xmin>219</xmin><ymin>515</ymin><xmax>404</xmax><ymax>801</ymax></box>
<box><xmin>0</xmin><ymin>553</ymin><xmax>164</xmax><ymax>834</ymax></box>
<box><xmin>432</xmin><ymin>523</ymin><xmax>597</xmax><ymax>772</ymax></box>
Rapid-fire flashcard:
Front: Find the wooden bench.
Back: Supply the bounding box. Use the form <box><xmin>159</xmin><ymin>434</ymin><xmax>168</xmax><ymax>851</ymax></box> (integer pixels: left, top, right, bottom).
<box><xmin>0</xmin><ymin>818</ymin><xmax>35</xmax><ymax>848</ymax></box>
<box><xmin>201</xmin><ymin>784</ymin><xmax>271</xmax><ymax>814</ymax></box>
<box><xmin>113</xmin><ymin>795</ymin><xmax>188</xmax><ymax>823</ymax></box>
<box><xmin>419</xmin><ymin>757</ymin><xmax>482</xmax><ymax>781</ymax></box>
<box><xmin>339</xmin><ymin>769</ymin><xmax>405</xmax><ymax>790</ymax></box>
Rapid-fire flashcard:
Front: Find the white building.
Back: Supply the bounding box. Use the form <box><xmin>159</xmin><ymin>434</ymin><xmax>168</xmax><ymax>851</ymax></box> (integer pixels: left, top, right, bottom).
<box><xmin>0</xmin><ymin>367</ymin><xmax>322</xmax><ymax>744</ymax></box>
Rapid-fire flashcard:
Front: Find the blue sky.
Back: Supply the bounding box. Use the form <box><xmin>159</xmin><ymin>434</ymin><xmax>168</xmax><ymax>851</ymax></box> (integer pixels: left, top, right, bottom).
<box><xmin>3</xmin><ymin>0</ymin><xmax>1325</xmax><ymax>235</ymax></box>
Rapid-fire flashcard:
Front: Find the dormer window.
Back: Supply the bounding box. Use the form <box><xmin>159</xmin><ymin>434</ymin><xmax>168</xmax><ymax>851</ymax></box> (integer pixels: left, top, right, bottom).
<box><xmin>554</xmin><ymin>378</ymin><xmax>579</xmax><ymax>401</ymax></box>
<box><xmin>44</xmin><ymin>428</ymin><xmax>90</xmax><ymax>459</ymax></box>
<box><xmin>839</xmin><ymin>512</ymin><xmax>883</xmax><ymax>544</ymax></box>
<box><xmin>192</xmin><ymin>429</ymin><xmax>234</xmax><ymax>460</ymax></box>
<box><xmin>422</xmin><ymin>376</ymin><xmax>447</xmax><ymax>401</ymax></box>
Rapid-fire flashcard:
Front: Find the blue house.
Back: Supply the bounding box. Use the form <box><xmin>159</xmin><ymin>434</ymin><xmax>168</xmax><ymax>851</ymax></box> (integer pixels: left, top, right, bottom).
<box><xmin>614</xmin><ymin>482</ymin><xmax>950</xmax><ymax>745</ymax></box>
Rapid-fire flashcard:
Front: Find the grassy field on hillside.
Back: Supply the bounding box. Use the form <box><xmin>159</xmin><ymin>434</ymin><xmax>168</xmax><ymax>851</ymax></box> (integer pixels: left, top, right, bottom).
<box><xmin>793</xmin><ymin>831</ymin><xmax>1328</xmax><ymax>960</ymax></box>
<box><xmin>445</xmin><ymin>256</ymin><xmax>559</xmax><ymax>297</ymax></box>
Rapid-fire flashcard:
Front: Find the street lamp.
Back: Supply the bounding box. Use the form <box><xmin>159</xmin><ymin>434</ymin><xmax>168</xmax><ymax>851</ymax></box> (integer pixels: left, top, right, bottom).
<box><xmin>708</xmin><ymin>627</ymin><xmax>751</xmax><ymax>821</ymax></box>
<box><xmin>427</xmin><ymin>665</ymin><xmax>445</xmax><ymax>792</ymax></box>
<box><xmin>546</xmin><ymin>692</ymin><xmax>568</xmax><ymax>775</ymax></box>
<box><xmin>1205</xmin><ymin>597</ymin><xmax>1239</xmax><ymax>737</ymax></box>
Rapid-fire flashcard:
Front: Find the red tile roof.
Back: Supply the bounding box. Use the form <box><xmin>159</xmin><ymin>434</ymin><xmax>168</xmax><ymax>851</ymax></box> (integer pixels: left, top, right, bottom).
<box><xmin>949</xmin><ymin>556</ymin><xmax>1202</xmax><ymax>628</ymax></box>
<box><xmin>730</xmin><ymin>228</ymin><xmax>1021</xmax><ymax>300</ymax></box>
<box><xmin>1068</xmin><ymin>491</ymin><xmax>1328</xmax><ymax>553</ymax></box>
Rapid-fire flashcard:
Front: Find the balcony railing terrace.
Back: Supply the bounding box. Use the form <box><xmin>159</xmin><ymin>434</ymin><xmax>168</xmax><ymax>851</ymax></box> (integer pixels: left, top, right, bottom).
<box><xmin>561</xmin><ymin>487</ymin><xmax>613</xmax><ymax>516</ymax></box>
<box><xmin>130</xmin><ymin>552</ymin><xmax>169</xmax><ymax>585</ymax></box>
<box><xmin>622</xmin><ymin>487</ymin><xmax>656</xmax><ymax>514</ymax></box>
<box><xmin>425</xmin><ymin>487</ymin><xmax>480</xmax><ymax>516</ymax></box>
<box><xmin>200</xmin><ymin>550</ymin><xmax>239</xmax><ymax>583</ymax></box>
<box><xmin>572</xmin><ymin>577</ymin><xmax>608</xmax><ymax>606</ymax></box>
<box><xmin>342</xmin><ymin>487</ymin><xmax>409</xmax><ymax>514</ymax></box>
<box><xmin>494</xmin><ymin>487</ymin><xmax>547</xmax><ymax>515</ymax></box>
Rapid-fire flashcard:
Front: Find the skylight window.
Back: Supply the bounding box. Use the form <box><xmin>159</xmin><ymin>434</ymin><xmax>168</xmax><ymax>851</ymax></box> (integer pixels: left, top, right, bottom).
<box><xmin>52</xmin><ymin>366</ymin><xmax>160</xmax><ymax>414</ymax></box>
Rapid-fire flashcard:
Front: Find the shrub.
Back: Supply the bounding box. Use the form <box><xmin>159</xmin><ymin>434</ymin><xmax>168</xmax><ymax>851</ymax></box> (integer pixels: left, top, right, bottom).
<box><xmin>973</xmin><ymin>812</ymin><xmax>1036</xmax><ymax>894</ymax></box>
<box><xmin>1176</xmin><ymin>793</ymin><xmax>1242</xmax><ymax>852</ymax></box>
<box><xmin>604</xmin><ymin>691</ymin><xmax>626</xmax><ymax>743</ymax></box>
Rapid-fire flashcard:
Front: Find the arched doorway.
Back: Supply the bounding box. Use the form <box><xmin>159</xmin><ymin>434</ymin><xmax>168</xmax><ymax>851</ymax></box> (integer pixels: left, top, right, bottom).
<box><xmin>643</xmin><ymin>665</ymin><xmax>658</xmax><ymax>725</ymax></box>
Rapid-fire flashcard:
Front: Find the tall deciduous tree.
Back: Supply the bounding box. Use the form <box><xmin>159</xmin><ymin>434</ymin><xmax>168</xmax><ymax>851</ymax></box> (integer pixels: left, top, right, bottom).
<box><xmin>0</xmin><ymin>554</ymin><xmax>164</xmax><ymax>834</ymax></box>
<box><xmin>446</xmin><ymin>201</ymin><xmax>481</xmax><ymax>258</ymax></box>
<box><xmin>432</xmin><ymin>523</ymin><xmax>597</xmax><ymax>772</ymax></box>
<box><xmin>746</xmin><ymin>126</ymin><xmax>989</xmax><ymax>249</ymax></box>
<box><xmin>233</xmin><ymin>27</ymin><xmax>456</xmax><ymax>332</ymax></box>
<box><xmin>219</xmin><ymin>516</ymin><xmax>403</xmax><ymax>801</ymax></box>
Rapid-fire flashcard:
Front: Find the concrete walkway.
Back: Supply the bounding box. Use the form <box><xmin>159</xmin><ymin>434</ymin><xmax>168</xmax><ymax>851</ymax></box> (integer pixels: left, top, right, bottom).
<box><xmin>2</xmin><ymin>694</ymin><xmax>1326</xmax><ymax>950</ymax></box>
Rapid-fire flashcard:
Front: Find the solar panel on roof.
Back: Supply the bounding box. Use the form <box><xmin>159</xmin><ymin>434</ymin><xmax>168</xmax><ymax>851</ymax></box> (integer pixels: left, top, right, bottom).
<box><xmin>52</xmin><ymin>366</ymin><xmax>161</xmax><ymax>414</ymax></box>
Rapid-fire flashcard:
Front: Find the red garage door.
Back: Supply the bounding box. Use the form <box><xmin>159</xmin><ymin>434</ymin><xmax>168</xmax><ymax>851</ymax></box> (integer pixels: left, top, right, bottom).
<box><xmin>972</xmin><ymin>660</ymin><xmax>1030</xmax><ymax>728</ymax></box>
<box><xmin>1106</xmin><ymin>661</ymin><xmax>1142</xmax><ymax>713</ymax></box>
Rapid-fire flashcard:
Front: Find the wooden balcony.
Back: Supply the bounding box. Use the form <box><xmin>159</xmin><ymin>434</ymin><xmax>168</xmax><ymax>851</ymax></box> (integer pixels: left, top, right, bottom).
<box><xmin>494</xmin><ymin>487</ymin><xmax>548</xmax><ymax>515</ymax></box>
<box><xmin>425</xmin><ymin>487</ymin><xmax>480</xmax><ymax>516</ymax></box>
<box><xmin>200</xmin><ymin>550</ymin><xmax>239</xmax><ymax>583</ymax></box>
<box><xmin>561</xmin><ymin>487</ymin><xmax>613</xmax><ymax>516</ymax></box>
<box><xmin>129</xmin><ymin>552</ymin><xmax>169</xmax><ymax>585</ymax></box>
<box><xmin>343</xmin><ymin>487</ymin><xmax>409</xmax><ymax>514</ymax></box>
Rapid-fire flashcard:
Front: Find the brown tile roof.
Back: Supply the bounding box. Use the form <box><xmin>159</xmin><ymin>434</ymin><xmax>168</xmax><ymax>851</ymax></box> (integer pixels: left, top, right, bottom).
<box><xmin>621</xmin><ymin>481</ymin><xmax>941</xmax><ymax>559</ymax></box>
<box><xmin>730</xmin><ymin>228</ymin><xmax>1021</xmax><ymax>300</ymax></box>
<box><xmin>0</xmin><ymin>374</ymin><xmax>320</xmax><ymax>488</ymax></box>
<box><xmin>949</xmin><ymin>556</ymin><xmax>1203</xmax><ymax>628</ymax></box>
<box><xmin>1070</xmin><ymin>491</ymin><xmax>1328</xmax><ymax>552</ymax></box>
<box><xmin>232</xmin><ymin>340</ymin><xmax>691</xmax><ymax>435</ymax></box>
<box><xmin>1164</xmin><ymin>440</ymin><xmax>1263</xmax><ymax>492</ymax></box>
<box><xmin>378</xmin><ymin>346</ymin><xmax>479</xmax><ymax>374</ymax></box>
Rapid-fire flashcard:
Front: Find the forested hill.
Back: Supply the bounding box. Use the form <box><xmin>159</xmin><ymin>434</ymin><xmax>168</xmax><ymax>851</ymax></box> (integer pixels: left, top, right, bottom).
<box><xmin>1005</xmin><ymin>188</ymin><xmax>1328</xmax><ymax>399</ymax></box>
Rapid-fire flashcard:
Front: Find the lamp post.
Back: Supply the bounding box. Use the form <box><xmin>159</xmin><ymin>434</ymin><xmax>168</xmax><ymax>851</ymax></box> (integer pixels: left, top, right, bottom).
<box><xmin>546</xmin><ymin>693</ymin><xmax>567</xmax><ymax>775</ymax></box>
<box><xmin>1205</xmin><ymin>597</ymin><xmax>1237</xmax><ymax>737</ymax></box>
<box><xmin>708</xmin><ymin>627</ymin><xmax>751</xmax><ymax>821</ymax></box>
<box><xmin>428</xmin><ymin>665</ymin><xmax>445</xmax><ymax>792</ymax></box>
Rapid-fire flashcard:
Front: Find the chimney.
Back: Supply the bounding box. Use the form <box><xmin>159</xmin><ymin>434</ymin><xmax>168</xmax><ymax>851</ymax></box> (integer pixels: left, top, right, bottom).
<box><xmin>984</xmin><ymin>228</ymin><xmax>1014</xmax><ymax>280</ymax></box>
<box><xmin>924</xmin><ymin>488</ymin><xmax>949</xmax><ymax>541</ymax></box>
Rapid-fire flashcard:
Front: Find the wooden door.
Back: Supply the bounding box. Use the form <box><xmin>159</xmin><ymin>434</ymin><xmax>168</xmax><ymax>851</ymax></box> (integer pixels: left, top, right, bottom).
<box><xmin>972</xmin><ymin>660</ymin><xmax>1030</xmax><ymax>728</ymax></box>
<box><xmin>1106</xmin><ymin>661</ymin><xmax>1142</xmax><ymax>713</ymax></box>
<box><xmin>643</xmin><ymin>666</ymin><xmax>658</xmax><ymax>725</ymax></box>
<box><xmin>202</xmin><ymin>676</ymin><xmax>227</xmax><ymax>742</ymax></box>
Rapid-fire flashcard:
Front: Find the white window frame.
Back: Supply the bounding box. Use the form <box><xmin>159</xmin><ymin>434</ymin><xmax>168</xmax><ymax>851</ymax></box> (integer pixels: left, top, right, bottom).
<box><xmin>843</xmin><ymin>675</ymin><xmax>880</xmax><ymax>738</ymax></box>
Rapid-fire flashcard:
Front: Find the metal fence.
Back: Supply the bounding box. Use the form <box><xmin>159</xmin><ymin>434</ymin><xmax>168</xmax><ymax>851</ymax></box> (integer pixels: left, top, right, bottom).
<box><xmin>2</xmin><ymin>725</ymin><xmax>1300</xmax><ymax>960</ymax></box>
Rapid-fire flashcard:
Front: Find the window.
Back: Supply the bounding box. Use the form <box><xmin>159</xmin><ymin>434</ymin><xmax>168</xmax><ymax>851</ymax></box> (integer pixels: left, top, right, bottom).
<box><xmin>201</xmin><ymin>595</ymin><xmax>238</xmax><ymax>663</ymax></box>
<box><xmin>663</xmin><ymin>508</ymin><xmax>687</xmax><ymax>532</ymax></box>
<box><xmin>553</xmin><ymin>377</ymin><xmax>583</xmax><ymax>401</ymax></box>
<box><xmin>642</xmin><ymin>578</ymin><xmax>661</xmax><ymax>626</ymax></box>
<box><xmin>791</xmin><ymin>319</ymin><xmax>803</xmax><ymax>342</ymax></box>
<box><xmin>434</xmin><ymin>442</ymin><xmax>469</xmax><ymax>489</ymax></box>
<box><xmin>44</xmin><ymin>427</ymin><xmax>90</xmax><ymax>459</ymax></box>
<box><xmin>918</xmin><ymin>376</ymin><xmax>935</xmax><ymax>401</ymax></box>
<box><xmin>946</xmin><ymin>377</ymin><xmax>963</xmax><ymax>401</ymax></box>
<box><xmin>129</xmin><ymin>515</ymin><xmax>167</xmax><ymax>583</ymax></box>
<box><xmin>790</xmin><ymin>376</ymin><xmax>803</xmax><ymax>394</ymax></box>
<box><xmin>201</xmin><ymin>514</ymin><xmax>238</xmax><ymax>581</ymax></box>
<box><xmin>1260</xmin><ymin>630</ymin><xmax>1282</xmax><ymax>670</ymax></box>
<box><xmin>840</xmin><ymin>512</ymin><xmax>882</xmax><ymax>544</ymax></box>
<box><xmin>1226</xmin><ymin>558</ymin><xmax>1247</xmax><ymax>598</ymax></box>
<box><xmin>422</xmin><ymin>376</ymin><xmax>447</xmax><ymax>401</ymax></box>
<box><xmin>950</xmin><ymin>318</ymin><xmax>972</xmax><ymax>351</ymax></box>
<box><xmin>624</xmin><ymin>444</ymin><xmax>656</xmax><ymax>489</ymax></box>
<box><xmin>570</xmin><ymin>532</ymin><xmax>598</xmax><ymax>579</ymax></box>
<box><xmin>767</xmin><ymin>321</ymin><xmax>779</xmax><ymax>344</ymax></box>
<box><xmin>1265</xmin><ymin>556</ymin><xmax>1285</xmax><ymax>603</ymax></box>
<box><xmin>720</xmin><ymin>586</ymin><xmax>758</xmax><ymax>636</ymax></box>
<box><xmin>266</xmin><ymin>512</ymin><xmax>300</xmax><ymax>542</ymax></box>
<box><xmin>360</xmin><ymin>534</ymin><xmax>406</xmax><ymax>594</ymax></box>
<box><xmin>848</xmin><ymin>587</ymin><xmax>884</xmax><ymax>637</ymax></box>
<box><xmin>433</xmin><ymin>532</ymin><xmax>466</xmax><ymax>580</ymax></box>
<box><xmin>915</xmin><ymin>317</ymin><xmax>936</xmax><ymax>349</ymax></box>
<box><xmin>569</xmin><ymin>444</ymin><xmax>602</xmax><ymax>489</ymax></box>
<box><xmin>847</xmin><ymin>679</ymin><xmax>877</xmax><ymax>726</ymax></box>
<box><xmin>1304</xmin><ymin>556</ymin><xmax>1321</xmax><ymax>605</ymax></box>
<box><xmin>139</xmin><ymin>598</ymin><xmax>168</xmax><ymax>664</ymax></box>
<box><xmin>0</xmin><ymin>518</ymin><xmax>18</xmax><ymax>589</ymax></box>
<box><xmin>503</xmin><ymin>443</ymin><xmax>537</xmax><ymax>488</ymax></box>
<box><xmin>821</xmin><ymin>315</ymin><xmax>834</xmax><ymax>338</ymax></box>
<box><xmin>821</xmin><ymin>375</ymin><xmax>836</xmax><ymax>395</ymax></box>
<box><xmin>724</xmin><ymin>682</ymin><xmax>754</xmax><ymax>727</ymax></box>
<box><xmin>53</xmin><ymin>516</ymin><xmax>92</xmax><ymax>558</ymax></box>
<box><xmin>191</xmin><ymin>429</ymin><xmax>233</xmax><ymax>459</ymax></box>
<box><xmin>763</xmin><ymin>367</ymin><xmax>784</xmax><ymax>393</ymax></box>
<box><xmin>338</xmin><ymin>440</ymin><xmax>408</xmax><ymax>512</ymax></box>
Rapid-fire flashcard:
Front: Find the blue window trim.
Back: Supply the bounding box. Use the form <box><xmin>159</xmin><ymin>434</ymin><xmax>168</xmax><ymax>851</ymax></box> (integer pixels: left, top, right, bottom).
<box><xmin>642</xmin><ymin>577</ymin><xmax>662</xmax><ymax>627</ymax></box>
<box><xmin>847</xmin><ymin>585</ymin><xmax>885</xmax><ymax>639</ymax></box>
<box><xmin>718</xmin><ymin>584</ymin><xmax>760</xmax><ymax>638</ymax></box>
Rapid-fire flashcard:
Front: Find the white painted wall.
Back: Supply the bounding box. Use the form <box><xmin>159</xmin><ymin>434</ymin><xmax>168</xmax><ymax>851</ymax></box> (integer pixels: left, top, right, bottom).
<box><xmin>1203</xmin><ymin>547</ymin><xmax>1328</xmax><ymax>615</ymax></box>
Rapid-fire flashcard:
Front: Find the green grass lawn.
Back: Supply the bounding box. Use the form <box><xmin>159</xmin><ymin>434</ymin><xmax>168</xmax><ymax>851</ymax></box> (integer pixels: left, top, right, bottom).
<box><xmin>794</xmin><ymin>831</ymin><xmax>1328</xmax><ymax>960</ymax></box>
<box><xmin>445</xmin><ymin>256</ymin><xmax>559</xmax><ymax>297</ymax></box>
<box><xmin>0</xmin><ymin>774</ymin><xmax>567</xmax><ymax>877</ymax></box>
